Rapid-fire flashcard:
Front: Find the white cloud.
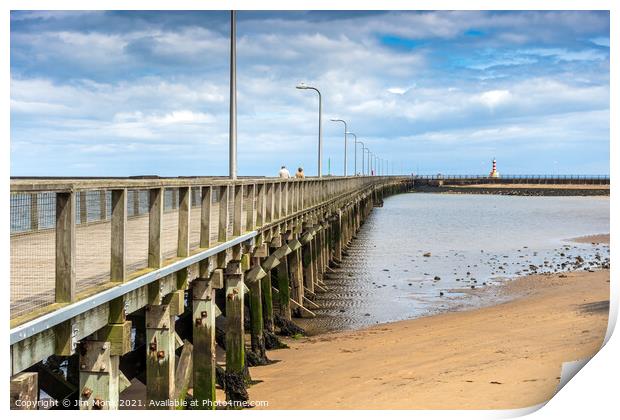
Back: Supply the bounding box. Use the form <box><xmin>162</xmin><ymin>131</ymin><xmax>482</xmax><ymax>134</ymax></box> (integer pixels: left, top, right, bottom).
<box><xmin>476</xmin><ymin>90</ymin><xmax>512</xmax><ymax>108</ymax></box>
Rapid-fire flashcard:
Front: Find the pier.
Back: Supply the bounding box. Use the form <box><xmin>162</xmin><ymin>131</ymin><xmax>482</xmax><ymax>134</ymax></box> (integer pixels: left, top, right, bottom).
<box><xmin>10</xmin><ymin>175</ymin><xmax>412</xmax><ymax>409</ymax></box>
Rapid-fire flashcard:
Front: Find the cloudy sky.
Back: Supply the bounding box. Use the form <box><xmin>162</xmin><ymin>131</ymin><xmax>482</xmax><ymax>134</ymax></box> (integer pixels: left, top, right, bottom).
<box><xmin>10</xmin><ymin>10</ymin><xmax>609</xmax><ymax>176</ymax></box>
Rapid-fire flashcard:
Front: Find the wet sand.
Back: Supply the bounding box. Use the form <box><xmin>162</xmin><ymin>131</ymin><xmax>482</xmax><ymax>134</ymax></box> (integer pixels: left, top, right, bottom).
<box><xmin>571</xmin><ymin>233</ymin><xmax>610</xmax><ymax>244</ymax></box>
<box><xmin>248</xmin><ymin>269</ymin><xmax>609</xmax><ymax>409</ymax></box>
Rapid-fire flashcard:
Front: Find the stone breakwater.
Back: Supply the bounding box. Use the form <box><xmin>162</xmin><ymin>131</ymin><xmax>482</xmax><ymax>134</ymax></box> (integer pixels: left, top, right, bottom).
<box><xmin>414</xmin><ymin>186</ymin><xmax>610</xmax><ymax>196</ymax></box>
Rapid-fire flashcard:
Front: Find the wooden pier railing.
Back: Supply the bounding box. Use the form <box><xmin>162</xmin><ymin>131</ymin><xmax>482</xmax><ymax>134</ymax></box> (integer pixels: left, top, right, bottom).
<box><xmin>9</xmin><ymin>175</ymin><xmax>412</xmax><ymax>409</ymax></box>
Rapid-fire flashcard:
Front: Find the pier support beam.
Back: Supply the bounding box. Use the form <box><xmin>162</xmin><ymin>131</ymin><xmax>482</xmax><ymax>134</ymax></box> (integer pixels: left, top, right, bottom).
<box><xmin>334</xmin><ymin>210</ymin><xmax>343</xmax><ymax>262</ymax></box>
<box><xmin>224</xmin><ymin>259</ymin><xmax>249</xmax><ymax>403</ymax></box>
<box><xmin>10</xmin><ymin>372</ymin><xmax>38</xmax><ymax>410</ymax></box>
<box><xmin>78</xmin><ymin>340</ymin><xmax>119</xmax><ymax>410</ymax></box>
<box><xmin>248</xmin><ymin>256</ymin><xmax>267</xmax><ymax>363</ymax></box>
<box><xmin>274</xmin><ymin>246</ymin><xmax>291</xmax><ymax>321</ymax></box>
<box><xmin>301</xmin><ymin>227</ymin><xmax>315</xmax><ymax>295</ymax></box>
<box><xmin>192</xmin><ymin>276</ymin><xmax>217</xmax><ymax>409</ymax></box>
<box><xmin>145</xmin><ymin>304</ymin><xmax>175</xmax><ymax>409</ymax></box>
<box><xmin>288</xmin><ymin>237</ymin><xmax>304</xmax><ymax>310</ymax></box>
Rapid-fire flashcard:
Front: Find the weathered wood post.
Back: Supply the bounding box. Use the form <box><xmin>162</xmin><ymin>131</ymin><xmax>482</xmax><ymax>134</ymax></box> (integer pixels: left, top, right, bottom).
<box><xmin>192</xmin><ymin>272</ymin><xmax>219</xmax><ymax>409</ymax></box>
<box><xmin>287</xmin><ymin>233</ymin><xmax>304</xmax><ymax>308</ymax></box>
<box><xmin>248</xmin><ymin>253</ymin><xmax>267</xmax><ymax>362</ymax></box>
<box><xmin>301</xmin><ymin>222</ymin><xmax>315</xmax><ymax>295</ymax></box>
<box><xmin>224</xmin><ymin>259</ymin><xmax>248</xmax><ymax>403</ymax></box>
<box><xmin>145</xmin><ymin>304</ymin><xmax>175</xmax><ymax>409</ymax></box>
<box><xmin>78</xmin><ymin>340</ymin><xmax>119</xmax><ymax>410</ymax></box>
<box><xmin>10</xmin><ymin>372</ymin><xmax>38</xmax><ymax>409</ymax></box>
<box><xmin>274</xmin><ymin>238</ymin><xmax>292</xmax><ymax>321</ymax></box>
<box><xmin>79</xmin><ymin>191</ymin><xmax>87</xmax><ymax>224</ymax></box>
<box><xmin>148</xmin><ymin>188</ymin><xmax>164</xmax><ymax>269</ymax></box>
<box><xmin>200</xmin><ymin>186</ymin><xmax>212</xmax><ymax>249</ymax></box>
<box><xmin>54</xmin><ymin>191</ymin><xmax>77</xmax><ymax>358</ymax></box>
<box><xmin>334</xmin><ymin>209</ymin><xmax>343</xmax><ymax>262</ymax></box>
<box><xmin>99</xmin><ymin>190</ymin><xmax>107</xmax><ymax>221</ymax></box>
<box><xmin>219</xmin><ymin>185</ymin><xmax>230</xmax><ymax>243</ymax></box>
<box><xmin>56</xmin><ymin>191</ymin><xmax>76</xmax><ymax>303</ymax></box>
<box><xmin>132</xmin><ymin>190</ymin><xmax>140</xmax><ymax>216</ymax></box>
<box><xmin>30</xmin><ymin>193</ymin><xmax>39</xmax><ymax>231</ymax></box>
<box><xmin>262</xmin><ymin>242</ymin><xmax>277</xmax><ymax>335</ymax></box>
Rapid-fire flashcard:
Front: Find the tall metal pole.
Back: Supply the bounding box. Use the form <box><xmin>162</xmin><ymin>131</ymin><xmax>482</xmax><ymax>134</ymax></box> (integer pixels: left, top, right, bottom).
<box><xmin>347</xmin><ymin>132</ymin><xmax>357</xmax><ymax>175</ymax></box>
<box><xmin>359</xmin><ymin>142</ymin><xmax>366</xmax><ymax>176</ymax></box>
<box><xmin>330</xmin><ymin>119</ymin><xmax>347</xmax><ymax>176</ymax></box>
<box><xmin>296</xmin><ymin>84</ymin><xmax>322</xmax><ymax>177</ymax></box>
<box><xmin>229</xmin><ymin>10</ymin><xmax>237</xmax><ymax>180</ymax></box>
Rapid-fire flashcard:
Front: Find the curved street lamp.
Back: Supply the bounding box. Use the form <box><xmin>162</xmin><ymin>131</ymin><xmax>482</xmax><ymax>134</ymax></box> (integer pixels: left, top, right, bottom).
<box><xmin>330</xmin><ymin>118</ymin><xmax>348</xmax><ymax>176</ymax></box>
<box><xmin>296</xmin><ymin>83</ymin><xmax>322</xmax><ymax>177</ymax></box>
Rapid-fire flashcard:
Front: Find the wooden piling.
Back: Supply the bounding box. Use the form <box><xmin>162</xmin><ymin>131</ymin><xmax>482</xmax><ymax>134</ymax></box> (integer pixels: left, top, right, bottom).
<box><xmin>301</xmin><ymin>227</ymin><xmax>315</xmax><ymax>294</ymax></box>
<box><xmin>275</xmin><ymin>244</ymin><xmax>292</xmax><ymax>321</ymax></box>
<box><xmin>224</xmin><ymin>259</ymin><xmax>248</xmax><ymax>403</ymax></box>
<box><xmin>78</xmin><ymin>340</ymin><xmax>119</xmax><ymax>410</ymax></box>
<box><xmin>249</xmin><ymin>256</ymin><xmax>266</xmax><ymax>361</ymax></box>
<box><xmin>10</xmin><ymin>372</ymin><xmax>38</xmax><ymax>410</ymax></box>
<box><xmin>145</xmin><ymin>304</ymin><xmax>175</xmax><ymax>409</ymax></box>
<box><xmin>192</xmin><ymin>277</ymin><xmax>217</xmax><ymax>409</ymax></box>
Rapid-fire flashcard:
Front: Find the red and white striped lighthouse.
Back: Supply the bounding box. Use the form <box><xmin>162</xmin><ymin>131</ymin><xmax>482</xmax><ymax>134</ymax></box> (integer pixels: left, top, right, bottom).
<box><xmin>489</xmin><ymin>158</ymin><xmax>500</xmax><ymax>178</ymax></box>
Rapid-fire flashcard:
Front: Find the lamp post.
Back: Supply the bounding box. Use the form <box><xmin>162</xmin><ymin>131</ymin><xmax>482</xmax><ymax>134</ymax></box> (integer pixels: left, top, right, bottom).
<box><xmin>359</xmin><ymin>142</ymin><xmax>366</xmax><ymax>175</ymax></box>
<box><xmin>347</xmin><ymin>132</ymin><xmax>358</xmax><ymax>175</ymax></box>
<box><xmin>229</xmin><ymin>10</ymin><xmax>237</xmax><ymax>180</ymax></box>
<box><xmin>330</xmin><ymin>119</ymin><xmax>348</xmax><ymax>176</ymax></box>
<box><xmin>296</xmin><ymin>83</ymin><xmax>322</xmax><ymax>177</ymax></box>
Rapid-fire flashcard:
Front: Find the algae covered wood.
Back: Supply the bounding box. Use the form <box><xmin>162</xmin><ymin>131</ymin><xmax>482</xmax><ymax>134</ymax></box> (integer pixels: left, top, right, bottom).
<box><xmin>192</xmin><ymin>279</ymin><xmax>217</xmax><ymax>409</ymax></box>
<box><xmin>249</xmin><ymin>257</ymin><xmax>266</xmax><ymax>361</ymax></box>
<box><xmin>78</xmin><ymin>340</ymin><xmax>119</xmax><ymax>410</ymax></box>
<box><xmin>145</xmin><ymin>304</ymin><xmax>175</xmax><ymax>409</ymax></box>
<box><xmin>275</xmin><ymin>253</ymin><xmax>291</xmax><ymax>321</ymax></box>
<box><xmin>225</xmin><ymin>261</ymin><xmax>245</xmax><ymax>374</ymax></box>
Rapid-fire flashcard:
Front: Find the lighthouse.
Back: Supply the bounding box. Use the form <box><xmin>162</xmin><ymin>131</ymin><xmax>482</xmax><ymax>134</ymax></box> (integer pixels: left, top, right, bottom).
<box><xmin>489</xmin><ymin>158</ymin><xmax>500</xmax><ymax>178</ymax></box>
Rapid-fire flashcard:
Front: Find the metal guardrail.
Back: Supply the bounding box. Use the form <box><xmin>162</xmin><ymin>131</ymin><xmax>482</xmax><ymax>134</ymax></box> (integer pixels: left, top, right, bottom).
<box><xmin>414</xmin><ymin>174</ymin><xmax>610</xmax><ymax>181</ymax></box>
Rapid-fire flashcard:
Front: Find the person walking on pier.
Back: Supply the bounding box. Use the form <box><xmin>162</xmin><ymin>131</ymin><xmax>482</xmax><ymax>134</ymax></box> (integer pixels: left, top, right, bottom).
<box><xmin>295</xmin><ymin>167</ymin><xmax>305</xmax><ymax>178</ymax></box>
<box><xmin>279</xmin><ymin>165</ymin><xmax>291</xmax><ymax>178</ymax></box>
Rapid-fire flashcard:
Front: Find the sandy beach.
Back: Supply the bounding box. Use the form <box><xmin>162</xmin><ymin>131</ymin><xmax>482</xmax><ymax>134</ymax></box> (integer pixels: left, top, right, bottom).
<box><xmin>248</xmin><ymin>268</ymin><xmax>609</xmax><ymax>409</ymax></box>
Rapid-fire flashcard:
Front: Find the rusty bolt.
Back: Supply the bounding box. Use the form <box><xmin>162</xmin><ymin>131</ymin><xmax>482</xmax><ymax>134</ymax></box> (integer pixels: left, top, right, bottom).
<box><xmin>157</xmin><ymin>350</ymin><xmax>165</xmax><ymax>360</ymax></box>
<box><xmin>149</xmin><ymin>342</ymin><xmax>157</xmax><ymax>352</ymax></box>
<box><xmin>93</xmin><ymin>398</ymin><xmax>104</xmax><ymax>410</ymax></box>
<box><xmin>201</xmin><ymin>311</ymin><xmax>207</xmax><ymax>317</ymax></box>
<box><xmin>81</xmin><ymin>387</ymin><xmax>92</xmax><ymax>399</ymax></box>
<box><xmin>195</xmin><ymin>318</ymin><xmax>202</xmax><ymax>326</ymax></box>
<box><xmin>227</xmin><ymin>293</ymin><xmax>234</xmax><ymax>300</ymax></box>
